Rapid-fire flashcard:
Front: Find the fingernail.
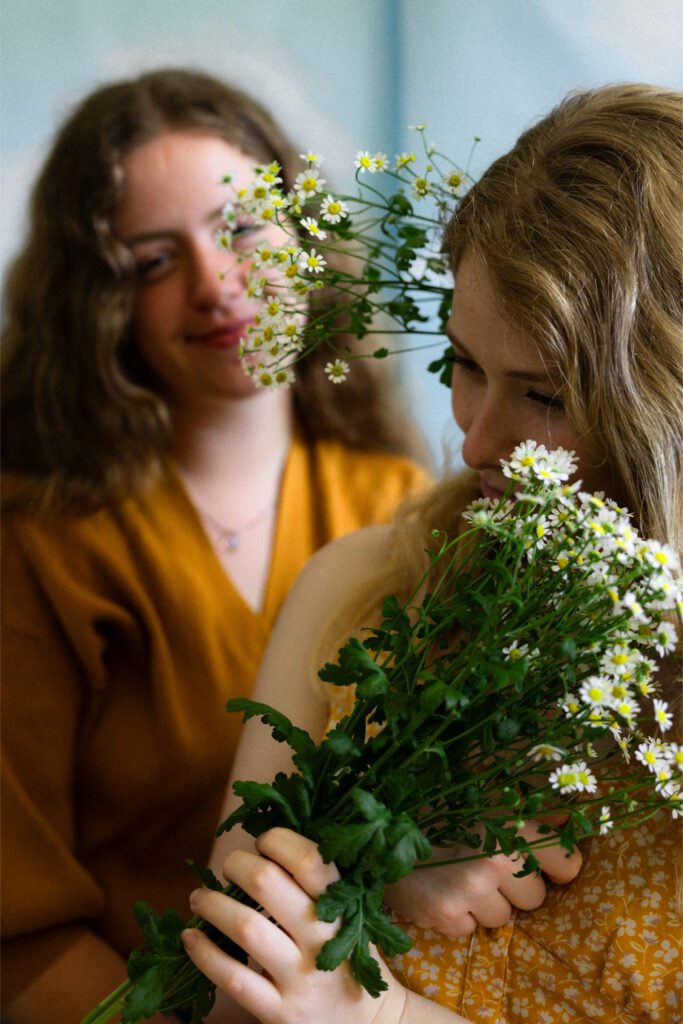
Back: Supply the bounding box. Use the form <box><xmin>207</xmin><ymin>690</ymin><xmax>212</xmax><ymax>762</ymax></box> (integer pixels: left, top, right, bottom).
<box><xmin>189</xmin><ymin>888</ymin><xmax>203</xmax><ymax>909</ymax></box>
<box><xmin>181</xmin><ymin>928</ymin><xmax>198</xmax><ymax>948</ymax></box>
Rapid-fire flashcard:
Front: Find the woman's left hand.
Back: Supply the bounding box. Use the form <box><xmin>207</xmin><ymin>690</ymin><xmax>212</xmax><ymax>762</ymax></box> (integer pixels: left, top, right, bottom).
<box><xmin>182</xmin><ymin>828</ymin><xmax>406</xmax><ymax>1024</ymax></box>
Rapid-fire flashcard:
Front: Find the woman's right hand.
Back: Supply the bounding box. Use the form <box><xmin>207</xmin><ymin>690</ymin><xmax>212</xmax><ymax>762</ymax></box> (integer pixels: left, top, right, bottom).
<box><xmin>182</xmin><ymin>828</ymin><xmax>408</xmax><ymax>1024</ymax></box>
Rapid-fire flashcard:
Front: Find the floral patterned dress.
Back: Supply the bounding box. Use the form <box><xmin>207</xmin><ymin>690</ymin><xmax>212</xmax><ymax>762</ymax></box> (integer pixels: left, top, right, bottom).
<box><xmin>326</xmin><ymin>687</ymin><xmax>682</xmax><ymax>1023</ymax></box>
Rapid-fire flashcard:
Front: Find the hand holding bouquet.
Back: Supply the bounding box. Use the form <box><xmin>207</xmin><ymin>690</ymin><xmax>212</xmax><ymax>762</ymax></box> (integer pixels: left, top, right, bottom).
<box><xmin>83</xmin><ymin>442</ymin><xmax>682</xmax><ymax>1023</ymax></box>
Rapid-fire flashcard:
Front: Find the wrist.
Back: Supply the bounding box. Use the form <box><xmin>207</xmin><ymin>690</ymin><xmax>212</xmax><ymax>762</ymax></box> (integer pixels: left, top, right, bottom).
<box><xmin>370</xmin><ymin>979</ymin><xmax>407</xmax><ymax>1024</ymax></box>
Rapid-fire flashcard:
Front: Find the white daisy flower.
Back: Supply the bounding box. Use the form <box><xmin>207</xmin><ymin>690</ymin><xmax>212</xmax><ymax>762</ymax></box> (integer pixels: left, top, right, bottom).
<box><xmin>620</xmin><ymin>592</ymin><xmax>649</xmax><ymax>625</ymax></box>
<box><xmin>579</xmin><ymin>676</ymin><xmax>612</xmax><ymax>708</ymax></box>
<box><xmin>502</xmin><ymin>641</ymin><xmax>529</xmax><ymax>662</ymax></box>
<box><xmin>611</xmin><ymin>695</ymin><xmax>638</xmax><ymax>722</ymax></box>
<box><xmin>214</xmin><ymin>228</ymin><xmax>233</xmax><ymax>251</ymax></box>
<box><xmin>325</xmin><ymin>359</ymin><xmax>350</xmax><ymax>384</ymax></box>
<box><xmin>598</xmin><ymin>807</ymin><xmax>614</xmax><ymax>834</ymax></box>
<box><xmin>320</xmin><ymin>195</ymin><xmax>348</xmax><ymax>224</ymax></box>
<box><xmin>560</xmin><ymin>694</ymin><xmax>582</xmax><ymax>718</ymax></box>
<box><xmin>641</xmin><ymin>539</ymin><xmax>680</xmax><ymax>575</ymax></box>
<box><xmin>411</xmin><ymin>176</ymin><xmax>432</xmax><ymax>199</ymax></box>
<box><xmin>601</xmin><ymin>642</ymin><xmax>638</xmax><ymax>678</ymax></box>
<box><xmin>300</xmin><ymin>217</ymin><xmax>327</xmax><ymax>240</ymax></box>
<box><xmin>298</xmin><ymin>248</ymin><xmax>327</xmax><ymax>274</ymax></box>
<box><xmin>354</xmin><ymin>150</ymin><xmax>375</xmax><ymax>172</ymax></box>
<box><xmin>549</xmin><ymin>761</ymin><xmax>597</xmax><ymax>795</ymax></box>
<box><xmin>573</xmin><ymin>761</ymin><xmax>598</xmax><ymax>793</ymax></box>
<box><xmin>252</xmin><ymin>242</ymin><xmax>277</xmax><ymax>266</ymax></box>
<box><xmin>442</xmin><ymin>168</ymin><xmax>468</xmax><ymax>196</ymax></box>
<box><xmin>635</xmin><ymin>740</ymin><xmax>667</xmax><ymax>771</ymax></box>
<box><xmin>549</xmin><ymin>764</ymin><xmax>580</xmax><ymax>793</ymax></box>
<box><xmin>665</xmin><ymin>743</ymin><xmax>683</xmax><ymax>772</ymax></box>
<box><xmin>293</xmin><ymin>169</ymin><xmax>326</xmax><ymax>201</ymax></box>
<box><xmin>395</xmin><ymin>152</ymin><xmax>417</xmax><ymax>169</ymax></box>
<box><xmin>503</xmin><ymin>440</ymin><xmax>550</xmax><ymax>479</ymax></box>
<box><xmin>653</xmin><ymin>698</ymin><xmax>674</xmax><ymax>733</ymax></box>
<box><xmin>528</xmin><ymin>744</ymin><xmax>565</xmax><ymax>762</ymax></box>
<box><xmin>299</xmin><ymin>151</ymin><xmax>322</xmax><ymax>166</ymax></box>
<box><xmin>652</xmin><ymin>620</ymin><xmax>677</xmax><ymax>657</ymax></box>
<box><xmin>462</xmin><ymin>497</ymin><xmax>495</xmax><ymax>524</ymax></box>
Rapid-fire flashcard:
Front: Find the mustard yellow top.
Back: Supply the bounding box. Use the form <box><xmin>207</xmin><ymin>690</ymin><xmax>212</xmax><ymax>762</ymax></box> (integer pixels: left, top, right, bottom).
<box><xmin>0</xmin><ymin>436</ymin><xmax>430</xmax><ymax>1002</ymax></box>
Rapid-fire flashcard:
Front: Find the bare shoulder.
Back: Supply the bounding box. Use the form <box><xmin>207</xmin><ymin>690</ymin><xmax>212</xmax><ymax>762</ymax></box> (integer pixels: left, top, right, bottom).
<box><xmin>280</xmin><ymin>524</ymin><xmax>393</xmax><ymax>625</ymax></box>
<box><xmin>250</xmin><ymin>524</ymin><xmax>394</xmax><ymax>717</ymax></box>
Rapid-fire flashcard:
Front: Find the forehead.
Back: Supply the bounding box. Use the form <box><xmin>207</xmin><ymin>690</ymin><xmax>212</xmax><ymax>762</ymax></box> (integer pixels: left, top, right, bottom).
<box><xmin>447</xmin><ymin>253</ymin><xmax>552</xmax><ymax>375</ymax></box>
<box><xmin>114</xmin><ymin>131</ymin><xmax>257</xmax><ymax>235</ymax></box>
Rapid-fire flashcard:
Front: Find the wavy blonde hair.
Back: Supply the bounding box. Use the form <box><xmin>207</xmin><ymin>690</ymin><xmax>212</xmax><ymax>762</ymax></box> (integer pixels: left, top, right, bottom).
<box><xmin>442</xmin><ymin>83</ymin><xmax>683</xmax><ymax>560</ymax></box>
<box><xmin>324</xmin><ymin>84</ymin><xmax>683</xmax><ymax>659</ymax></box>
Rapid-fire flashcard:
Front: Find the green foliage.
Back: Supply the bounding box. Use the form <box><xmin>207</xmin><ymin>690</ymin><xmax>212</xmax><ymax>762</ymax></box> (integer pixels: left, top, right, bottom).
<box><xmin>84</xmin><ymin>460</ymin><xmax>682</xmax><ymax>1021</ymax></box>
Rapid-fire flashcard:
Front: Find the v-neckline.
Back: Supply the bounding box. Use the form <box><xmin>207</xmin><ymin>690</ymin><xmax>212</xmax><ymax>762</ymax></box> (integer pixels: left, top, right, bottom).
<box><xmin>169</xmin><ymin>439</ymin><xmax>300</xmax><ymax>627</ymax></box>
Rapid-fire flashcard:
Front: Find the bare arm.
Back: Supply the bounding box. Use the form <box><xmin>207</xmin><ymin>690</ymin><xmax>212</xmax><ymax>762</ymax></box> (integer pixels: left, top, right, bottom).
<box><xmin>208</xmin><ymin>525</ymin><xmax>396</xmax><ymax>877</ymax></box>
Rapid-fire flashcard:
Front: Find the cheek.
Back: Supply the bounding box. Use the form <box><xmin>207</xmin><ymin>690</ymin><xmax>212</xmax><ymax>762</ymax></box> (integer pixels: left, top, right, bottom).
<box><xmin>449</xmin><ymin>375</ymin><xmax>472</xmax><ymax>432</ymax></box>
<box><xmin>130</xmin><ymin>287</ymin><xmax>174</xmax><ymax>343</ymax></box>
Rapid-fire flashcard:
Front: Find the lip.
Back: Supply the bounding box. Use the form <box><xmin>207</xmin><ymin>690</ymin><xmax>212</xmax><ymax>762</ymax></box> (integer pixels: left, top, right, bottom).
<box><xmin>187</xmin><ymin>320</ymin><xmax>252</xmax><ymax>349</ymax></box>
<box><xmin>479</xmin><ymin>477</ymin><xmax>507</xmax><ymax>502</ymax></box>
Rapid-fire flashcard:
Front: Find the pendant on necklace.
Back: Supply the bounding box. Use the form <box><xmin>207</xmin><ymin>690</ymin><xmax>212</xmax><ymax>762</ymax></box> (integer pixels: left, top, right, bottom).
<box><xmin>221</xmin><ymin>531</ymin><xmax>241</xmax><ymax>553</ymax></box>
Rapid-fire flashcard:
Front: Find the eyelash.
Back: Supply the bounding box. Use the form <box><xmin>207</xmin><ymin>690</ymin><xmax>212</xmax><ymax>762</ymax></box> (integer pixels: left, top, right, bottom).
<box><xmin>134</xmin><ymin>252</ymin><xmax>173</xmax><ymax>281</ymax></box>
<box><xmin>450</xmin><ymin>352</ymin><xmax>565</xmax><ymax>411</ymax></box>
<box><xmin>231</xmin><ymin>222</ymin><xmax>263</xmax><ymax>247</ymax></box>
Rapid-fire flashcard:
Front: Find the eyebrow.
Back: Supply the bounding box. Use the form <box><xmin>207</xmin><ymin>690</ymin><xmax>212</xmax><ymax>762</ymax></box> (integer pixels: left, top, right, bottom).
<box><xmin>446</xmin><ymin>328</ymin><xmax>553</xmax><ymax>385</ymax></box>
<box><xmin>122</xmin><ymin>205</ymin><xmax>227</xmax><ymax>246</ymax></box>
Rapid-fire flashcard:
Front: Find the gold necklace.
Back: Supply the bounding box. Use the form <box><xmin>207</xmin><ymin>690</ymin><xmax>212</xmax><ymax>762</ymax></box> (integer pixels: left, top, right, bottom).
<box><xmin>199</xmin><ymin>503</ymin><xmax>275</xmax><ymax>553</ymax></box>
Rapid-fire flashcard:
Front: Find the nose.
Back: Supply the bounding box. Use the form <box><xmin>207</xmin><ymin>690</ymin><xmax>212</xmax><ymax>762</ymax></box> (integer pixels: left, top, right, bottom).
<box><xmin>456</xmin><ymin>391</ymin><xmax>519</xmax><ymax>472</ymax></box>
<box><xmin>189</xmin><ymin>242</ymin><xmax>245</xmax><ymax>310</ymax></box>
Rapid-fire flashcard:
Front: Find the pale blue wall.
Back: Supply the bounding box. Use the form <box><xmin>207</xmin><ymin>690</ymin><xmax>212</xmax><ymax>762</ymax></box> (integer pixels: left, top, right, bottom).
<box><xmin>2</xmin><ymin>0</ymin><xmax>681</xmax><ymax>465</ymax></box>
<box><xmin>394</xmin><ymin>0</ymin><xmax>683</xmax><ymax>466</ymax></box>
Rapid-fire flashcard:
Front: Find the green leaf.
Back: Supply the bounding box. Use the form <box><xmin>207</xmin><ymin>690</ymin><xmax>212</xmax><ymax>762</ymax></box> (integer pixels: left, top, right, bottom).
<box><xmin>186</xmin><ymin>860</ymin><xmax>223</xmax><ymax>891</ymax></box>
<box><xmin>318</xmin><ymin>638</ymin><xmax>389</xmax><ymax>697</ymax></box>
<box><xmin>321</xmin><ymin>728</ymin><xmax>361</xmax><ymax>759</ymax></box>
<box><xmin>349</xmin><ymin>944</ymin><xmax>387</xmax><ymax>998</ymax></box>
<box><xmin>364</xmin><ymin>905</ymin><xmax>413</xmax><ymax>957</ymax></box>
<box><xmin>318</xmin><ymin>819</ymin><xmax>387</xmax><ymax>867</ymax></box>
<box><xmin>121</xmin><ymin>965</ymin><xmax>166</xmax><ymax>1021</ymax></box>
<box><xmin>316</xmin><ymin>914</ymin><xmax>363</xmax><ymax>969</ymax></box>
<box><xmin>384</xmin><ymin>816</ymin><xmax>432</xmax><ymax>882</ymax></box>
<box><xmin>427</xmin><ymin>347</ymin><xmax>454</xmax><ymax>388</ymax></box>
<box><xmin>225</xmin><ymin>699</ymin><xmax>315</xmax><ymax>758</ymax></box>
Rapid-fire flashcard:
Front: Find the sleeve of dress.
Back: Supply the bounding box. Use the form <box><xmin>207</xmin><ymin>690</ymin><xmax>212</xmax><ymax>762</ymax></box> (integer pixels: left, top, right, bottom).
<box><xmin>1</xmin><ymin>523</ymin><xmax>106</xmax><ymax>997</ymax></box>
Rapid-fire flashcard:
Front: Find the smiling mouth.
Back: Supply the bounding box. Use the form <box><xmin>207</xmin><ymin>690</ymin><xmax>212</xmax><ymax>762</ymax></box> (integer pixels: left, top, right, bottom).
<box><xmin>187</xmin><ymin>323</ymin><xmax>251</xmax><ymax>349</ymax></box>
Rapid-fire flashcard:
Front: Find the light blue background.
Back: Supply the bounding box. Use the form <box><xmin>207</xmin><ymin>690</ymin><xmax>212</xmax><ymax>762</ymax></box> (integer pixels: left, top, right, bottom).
<box><xmin>2</xmin><ymin>0</ymin><xmax>681</xmax><ymax>467</ymax></box>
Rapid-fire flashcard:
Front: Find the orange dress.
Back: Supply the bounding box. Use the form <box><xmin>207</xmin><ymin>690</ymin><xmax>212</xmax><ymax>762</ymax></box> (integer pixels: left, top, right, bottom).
<box><xmin>326</xmin><ymin>688</ymin><xmax>682</xmax><ymax>1023</ymax></box>
<box><xmin>1</xmin><ymin>436</ymin><xmax>430</xmax><ymax>1004</ymax></box>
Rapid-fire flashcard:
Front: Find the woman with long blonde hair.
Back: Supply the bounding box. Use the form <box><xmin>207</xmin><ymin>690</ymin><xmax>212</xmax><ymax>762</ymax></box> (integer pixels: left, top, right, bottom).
<box><xmin>183</xmin><ymin>83</ymin><xmax>682</xmax><ymax>1023</ymax></box>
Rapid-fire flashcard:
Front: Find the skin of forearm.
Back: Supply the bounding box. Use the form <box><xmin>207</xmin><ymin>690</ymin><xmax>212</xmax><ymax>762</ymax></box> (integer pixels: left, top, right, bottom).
<box><xmin>369</xmin><ymin>983</ymin><xmax>469</xmax><ymax>1024</ymax></box>
<box><xmin>398</xmin><ymin>989</ymin><xmax>469</xmax><ymax>1023</ymax></box>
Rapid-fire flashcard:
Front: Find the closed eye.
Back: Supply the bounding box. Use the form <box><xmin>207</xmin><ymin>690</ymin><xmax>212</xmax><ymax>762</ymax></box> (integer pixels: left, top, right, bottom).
<box><xmin>231</xmin><ymin>221</ymin><xmax>265</xmax><ymax>250</ymax></box>
<box><xmin>133</xmin><ymin>250</ymin><xmax>176</xmax><ymax>282</ymax></box>
<box><xmin>450</xmin><ymin>352</ymin><xmax>480</xmax><ymax>373</ymax></box>
<box><xmin>526</xmin><ymin>389</ymin><xmax>565</xmax><ymax>411</ymax></box>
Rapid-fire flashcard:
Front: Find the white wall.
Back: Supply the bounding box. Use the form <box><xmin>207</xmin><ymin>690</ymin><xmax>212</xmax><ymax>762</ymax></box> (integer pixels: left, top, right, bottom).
<box><xmin>2</xmin><ymin>0</ymin><xmax>681</xmax><ymax>468</ymax></box>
